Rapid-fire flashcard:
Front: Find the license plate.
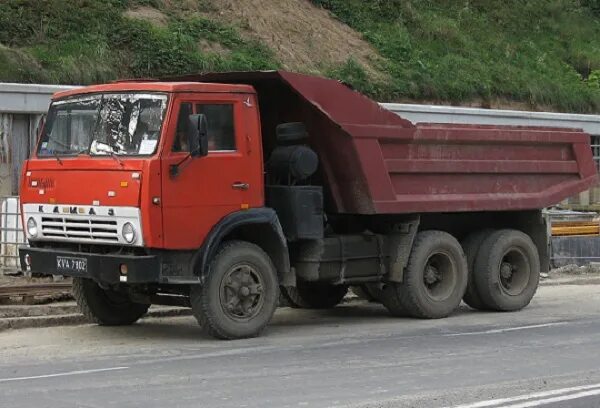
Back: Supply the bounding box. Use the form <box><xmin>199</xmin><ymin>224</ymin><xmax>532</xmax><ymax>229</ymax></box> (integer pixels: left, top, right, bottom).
<box><xmin>56</xmin><ymin>256</ymin><xmax>87</xmax><ymax>274</ymax></box>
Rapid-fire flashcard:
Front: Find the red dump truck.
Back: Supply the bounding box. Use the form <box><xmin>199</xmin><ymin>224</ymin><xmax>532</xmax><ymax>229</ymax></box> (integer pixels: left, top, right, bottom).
<box><xmin>18</xmin><ymin>71</ymin><xmax>597</xmax><ymax>339</ymax></box>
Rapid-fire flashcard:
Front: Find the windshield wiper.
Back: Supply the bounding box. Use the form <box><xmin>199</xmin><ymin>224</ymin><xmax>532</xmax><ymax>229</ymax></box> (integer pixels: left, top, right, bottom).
<box><xmin>104</xmin><ymin>150</ymin><xmax>124</xmax><ymax>167</ymax></box>
<box><xmin>94</xmin><ymin>145</ymin><xmax>124</xmax><ymax>167</ymax></box>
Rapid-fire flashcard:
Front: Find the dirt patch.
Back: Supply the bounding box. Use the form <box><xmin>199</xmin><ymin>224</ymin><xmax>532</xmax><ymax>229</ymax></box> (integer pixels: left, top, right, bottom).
<box><xmin>123</xmin><ymin>6</ymin><xmax>169</xmax><ymax>27</ymax></box>
<box><xmin>162</xmin><ymin>0</ymin><xmax>207</xmax><ymax>12</ymax></box>
<box><xmin>204</xmin><ymin>0</ymin><xmax>385</xmax><ymax>78</ymax></box>
<box><xmin>198</xmin><ymin>39</ymin><xmax>230</xmax><ymax>56</ymax></box>
<box><xmin>550</xmin><ymin>264</ymin><xmax>600</xmax><ymax>275</ymax></box>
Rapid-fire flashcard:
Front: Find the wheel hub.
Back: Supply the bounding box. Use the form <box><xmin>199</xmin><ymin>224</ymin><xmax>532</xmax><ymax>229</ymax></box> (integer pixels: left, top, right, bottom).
<box><xmin>422</xmin><ymin>251</ymin><xmax>457</xmax><ymax>301</ymax></box>
<box><xmin>500</xmin><ymin>262</ymin><xmax>514</xmax><ymax>280</ymax></box>
<box><xmin>498</xmin><ymin>248</ymin><xmax>530</xmax><ymax>296</ymax></box>
<box><xmin>424</xmin><ymin>265</ymin><xmax>441</xmax><ymax>285</ymax></box>
<box><xmin>220</xmin><ymin>264</ymin><xmax>264</xmax><ymax>320</ymax></box>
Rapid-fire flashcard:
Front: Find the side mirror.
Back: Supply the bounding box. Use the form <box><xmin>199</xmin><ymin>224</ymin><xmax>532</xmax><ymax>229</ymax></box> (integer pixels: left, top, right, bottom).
<box><xmin>187</xmin><ymin>114</ymin><xmax>208</xmax><ymax>157</ymax></box>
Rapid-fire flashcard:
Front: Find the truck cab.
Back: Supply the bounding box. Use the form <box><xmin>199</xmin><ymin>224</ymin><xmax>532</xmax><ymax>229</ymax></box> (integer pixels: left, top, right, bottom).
<box><xmin>22</xmin><ymin>82</ymin><xmax>264</xmax><ymax>250</ymax></box>
<box><xmin>19</xmin><ymin>71</ymin><xmax>597</xmax><ymax>340</ymax></box>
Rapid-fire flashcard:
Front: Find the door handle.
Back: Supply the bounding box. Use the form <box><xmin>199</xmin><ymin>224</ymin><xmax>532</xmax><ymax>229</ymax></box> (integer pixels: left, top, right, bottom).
<box><xmin>232</xmin><ymin>182</ymin><xmax>250</xmax><ymax>190</ymax></box>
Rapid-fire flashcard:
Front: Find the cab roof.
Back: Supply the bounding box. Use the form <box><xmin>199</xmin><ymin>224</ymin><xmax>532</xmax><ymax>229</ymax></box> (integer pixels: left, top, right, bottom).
<box><xmin>52</xmin><ymin>81</ymin><xmax>256</xmax><ymax>100</ymax></box>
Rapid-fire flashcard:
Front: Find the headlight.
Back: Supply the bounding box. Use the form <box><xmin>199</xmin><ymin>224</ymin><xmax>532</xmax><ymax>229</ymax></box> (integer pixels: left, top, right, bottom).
<box><xmin>26</xmin><ymin>217</ymin><xmax>38</xmax><ymax>238</ymax></box>
<box><xmin>122</xmin><ymin>222</ymin><xmax>136</xmax><ymax>243</ymax></box>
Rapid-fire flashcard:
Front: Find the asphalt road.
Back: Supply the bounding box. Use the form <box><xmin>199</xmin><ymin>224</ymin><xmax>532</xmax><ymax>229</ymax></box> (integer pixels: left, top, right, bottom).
<box><xmin>1</xmin><ymin>284</ymin><xmax>600</xmax><ymax>408</ymax></box>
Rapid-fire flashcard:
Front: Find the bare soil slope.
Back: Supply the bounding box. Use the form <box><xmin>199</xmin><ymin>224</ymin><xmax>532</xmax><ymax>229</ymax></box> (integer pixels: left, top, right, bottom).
<box><xmin>206</xmin><ymin>0</ymin><xmax>384</xmax><ymax>78</ymax></box>
<box><xmin>123</xmin><ymin>6</ymin><xmax>169</xmax><ymax>27</ymax></box>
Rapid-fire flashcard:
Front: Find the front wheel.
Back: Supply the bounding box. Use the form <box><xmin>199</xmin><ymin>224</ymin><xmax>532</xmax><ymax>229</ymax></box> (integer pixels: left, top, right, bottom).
<box><xmin>191</xmin><ymin>241</ymin><xmax>279</xmax><ymax>340</ymax></box>
<box><xmin>72</xmin><ymin>278</ymin><xmax>149</xmax><ymax>325</ymax></box>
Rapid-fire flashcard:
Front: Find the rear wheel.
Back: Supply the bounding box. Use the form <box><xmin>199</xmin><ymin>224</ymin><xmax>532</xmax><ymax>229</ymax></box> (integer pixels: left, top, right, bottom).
<box><xmin>382</xmin><ymin>231</ymin><xmax>468</xmax><ymax>319</ymax></box>
<box><xmin>190</xmin><ymin>241</ymin><xmax>279</xmax><ymax>340</ymax></box>
<box><xmin>72</xmin><ymin>278</ymin><xmax>149</xmax><ymax>325</ymax></box>
<box><xmin>473</xmin><ymin>229</ymin><xmax>540</xmax><ymax>311</ymax></box>
<box><xmin>461</xmin><ymin>229</ymin><xmax>493</xmax><ymax>310</ymax></box>
<box><xmin>282</xmin><ymin>281</ymin><xmax>348</xmax><ymax>309</ymax></box>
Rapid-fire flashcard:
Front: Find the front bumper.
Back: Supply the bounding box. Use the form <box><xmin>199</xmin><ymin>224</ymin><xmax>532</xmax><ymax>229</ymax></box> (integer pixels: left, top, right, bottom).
<box><xmin>19</xmin><ymin>246</ymin><xmax>160</xmax><ymax>285</ymax></box>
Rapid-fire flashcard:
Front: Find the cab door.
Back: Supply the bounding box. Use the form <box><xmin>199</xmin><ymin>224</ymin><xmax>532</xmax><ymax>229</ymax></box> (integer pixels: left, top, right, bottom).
<box><xmin>160</xmin><ymin>93</ymin><xmax>263</xmax><ymax>250</ymax></box>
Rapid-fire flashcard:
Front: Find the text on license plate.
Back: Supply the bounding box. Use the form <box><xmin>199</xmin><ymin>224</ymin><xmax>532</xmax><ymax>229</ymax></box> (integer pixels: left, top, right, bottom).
<box><xmin>56</xmin><ymin>256</ymin><xmax>87</xmax><ymax>273</ymax></box>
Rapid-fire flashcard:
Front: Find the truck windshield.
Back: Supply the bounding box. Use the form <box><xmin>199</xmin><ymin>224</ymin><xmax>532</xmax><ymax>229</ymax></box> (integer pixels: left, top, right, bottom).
<box><xmin>37</xmin><ymin>93</ymin><xmax>168</xmax><ymax>157</ymax></box>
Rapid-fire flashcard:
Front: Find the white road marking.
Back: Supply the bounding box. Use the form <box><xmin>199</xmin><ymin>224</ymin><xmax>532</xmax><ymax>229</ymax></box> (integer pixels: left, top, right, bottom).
<box><xmin>442</xmin><ymin>322</ymin><xmax>567</xmax><ymax>337</ymax></box>
<box><xmin>139</xmin><ymin>345</ymin><xmax>278</xmax><ymax>365</ymax></box>
<box><xmin>0</xmin><ymin>366</ymin><xmax>128</xmax><ymax>383</ymax></box>
<box><xmin>447</xmin><ymin>382</ymin><xmax>600</xmax><ymax>408</ymax></box>
<box><xmin>499</xmin><ymin>388</ymin><xmax>600</xmax><ymax>407</ymax></box>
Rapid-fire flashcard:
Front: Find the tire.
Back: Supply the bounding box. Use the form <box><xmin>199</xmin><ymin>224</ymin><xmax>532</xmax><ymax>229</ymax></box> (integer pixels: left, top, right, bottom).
<box><xmin>72</xmin><ymin>278</ymin><xmax>149</xmax><ymax>326</ymax></box>
<box><xmin>461</xmin><ymin>229</ymin><xmax>494</xmax><ymax>310</ymax></box>
<box><xmin>276</xmin><ymin>122</ymin><xmax>307</xmax><ymax>144</ymax></box>
<box><xmin>379</xmin><ymin>283</ymin><xmax>409</xmax><ymax>317</ymax></box>
<box><xmin>473</xmin><ymin>229</ymin><xmax>540</xmax><ymax>312</ymax></box>
<box><xmin>382</xmin><ymin>230</ymin><xmax>468</xmax><ymax>319</ymax></box>
<box><xmin>190</xmin><ymin>241</ymin><xmax>279</xmax><ymax>340</ymax></box>
<box><xmin>282</xmin><ymin>281</ymin><xmax>348</xmax><ymax>309</ymax></box>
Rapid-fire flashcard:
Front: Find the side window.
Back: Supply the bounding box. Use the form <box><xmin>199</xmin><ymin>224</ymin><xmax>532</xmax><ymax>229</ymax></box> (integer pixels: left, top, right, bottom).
<box><xmin>172</xmin><ymin>102</ymin><xmax>193</xmax><ymax>152</ymax></box>
<box><xmin>196</xmin><ymin>104</ymin><xmax>235</xmax><ymax>151</ymax></box>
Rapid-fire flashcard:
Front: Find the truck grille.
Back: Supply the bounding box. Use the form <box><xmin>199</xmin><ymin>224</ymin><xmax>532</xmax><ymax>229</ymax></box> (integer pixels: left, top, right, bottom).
<box><xmin>40</xmin><ymin>216</ymin><xmax>119</xmax><ymax>242</ymax></box>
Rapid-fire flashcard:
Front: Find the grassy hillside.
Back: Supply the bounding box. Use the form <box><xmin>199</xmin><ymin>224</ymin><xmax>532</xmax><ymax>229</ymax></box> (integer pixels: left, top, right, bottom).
<box><xmin>315</xmin><ymin>0</ymin><xmax>600</xmax><ymax>112</ymax></box>
<box><xmin>0</xmin><ymin>0</ymin><xmax>278</xmax><ymax>84</ymax></box>
<box><xmin>1</xmin><ymin>0</ymin><xmax>600</xmax><ymax>112</ymax></box>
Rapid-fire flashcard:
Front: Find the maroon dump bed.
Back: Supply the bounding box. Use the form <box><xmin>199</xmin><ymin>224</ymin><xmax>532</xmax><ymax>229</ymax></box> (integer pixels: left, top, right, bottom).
<box><xmin>170</xmin><ymin>71</ymin><xmax>598</xmax><ymax>215</ymax></box>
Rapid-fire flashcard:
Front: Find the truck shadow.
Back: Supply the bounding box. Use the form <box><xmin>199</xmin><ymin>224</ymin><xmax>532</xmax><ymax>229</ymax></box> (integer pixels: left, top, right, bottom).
<box><xmin>271</xmin><ymin>301</ymin><xmax>475</xmax><ymax>328</ymax></box>
<box><xmin>94</xmin><ymin>300</ymin><xmax>477</xmax><ymax>342</ymax></box>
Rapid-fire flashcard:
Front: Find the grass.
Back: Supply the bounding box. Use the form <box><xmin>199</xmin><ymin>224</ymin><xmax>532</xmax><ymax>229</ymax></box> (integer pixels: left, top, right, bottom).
<box><xmin>0</xmin><ymin>0</ymin><xmax>278</xmax><ymax>84</ymax></box>
<box><xmin>313</xmin><ymin>0</ymin><xmax>600</xmax><ymax>112</ymax></box>
<box><xmin>0</xmin><ymin>0</ymin><xmax>599</xmax><ymax>112</ymax></box>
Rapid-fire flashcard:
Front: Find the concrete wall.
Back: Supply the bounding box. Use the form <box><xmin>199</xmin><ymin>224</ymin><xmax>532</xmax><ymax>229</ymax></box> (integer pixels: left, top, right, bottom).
<box><xmin>381</xmin><ymin>103</ymin><xmax>600</xmax><ymax>136</ymax></box>
<box><xmin>0</xmin><ymin>113</ymin><xmax>44</xmax><ymax>195</ymax></box>
<box><xmin>0</xmin><ymin>83</ymin><xmax>78</xmax><ymax>195</ymax></box>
